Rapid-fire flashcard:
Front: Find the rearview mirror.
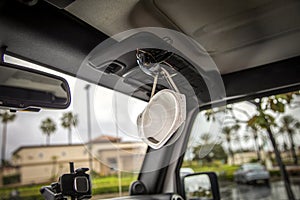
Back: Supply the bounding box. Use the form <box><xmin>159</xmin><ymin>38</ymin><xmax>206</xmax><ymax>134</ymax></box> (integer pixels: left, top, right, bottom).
<box><xmin>0</xmin><ymin>63</ymin><xmax>71</xmax><ymax>111</ymax></box>
<box><xmin>183</xmin><ymin>172</ymin><xmax>220</xmax><ymax>200</ymax></box>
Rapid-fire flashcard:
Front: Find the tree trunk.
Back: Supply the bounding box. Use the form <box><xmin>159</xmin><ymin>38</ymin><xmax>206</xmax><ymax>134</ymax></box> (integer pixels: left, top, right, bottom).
<box><xmin>1</xmin><ymin>123</ymin><xmax>7</xmax><ymax>166</ymax></box>
<box><xmin>257</xmin><ymin>142</ymin><xmax>262</xmax><ymax>161</ymax></box>
<box><xmin>288</xmin><ymin>131</ymin><xmax>298</xmax><ymax>165</ymax></box>
<box><xmin>253</xmin><ymin>134</ymin><xmax>261</xmax><ymax>161</ymax></box>
<box><xmin>68</xmin><ymin>128</ymin><xmax>72</xmax><ymax>145</ymax></box>
<box><xmin>266</xmin><ymin>127</ymin><xmax>295</xmax><ymax>200</ymax></box>
<box><xmin>46</xmin><ymin>134</ymin><xmax>50</xmax><ymax>146</ymax></box>
<box><xmin>239</xmin><ymin>141</ymin><xmax>244</xmax><ymax>164</ymax></box>
<box><xmin>51</xmin><ymin>159</ymin><xmax>57</xmax><ymax>181</ymax></box>
<box><xmin>284</xmin><ymin>134</ymin><xmax>293</xmax><ymax>161</ymax></box>
<box><xmin>227</xmin><ymin>139</ymin><xmax>234</xmax><ymax>165</ymax></box>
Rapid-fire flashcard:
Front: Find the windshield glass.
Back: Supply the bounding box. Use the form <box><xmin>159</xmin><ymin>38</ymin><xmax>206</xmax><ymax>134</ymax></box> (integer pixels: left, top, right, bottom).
<box><xmin>0</xmin><ymin>55</ymin><xmax>147</xmax><ymax>199</ymax></box>
<box><xmin>182</xmin><ymin>90</ymin><xmax>300</xmax><ymax>199</ymax></box>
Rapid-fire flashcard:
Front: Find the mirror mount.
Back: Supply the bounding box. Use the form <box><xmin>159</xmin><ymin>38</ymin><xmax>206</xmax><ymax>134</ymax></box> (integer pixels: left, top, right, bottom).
<box><xmin>183</xmin><ymin>172</ymin><xmax>220</xmax><ymax>200</ymax></box>
<box><xmin>0</xmin><ymin>46</ymin><xmax>7</xmax><ymax>63</ymax></box>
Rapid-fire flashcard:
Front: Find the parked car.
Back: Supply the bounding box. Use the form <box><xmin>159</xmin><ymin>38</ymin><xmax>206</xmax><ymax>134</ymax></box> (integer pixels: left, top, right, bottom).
<box><xmin>180</xmin><ymin>168</ymin><xmax>195</xmax><ymax>178</ymax></box>
<box><xmin>234</xmin><ymin>163</ymin><xmax>270</xmax><ymax>184</ymax></box>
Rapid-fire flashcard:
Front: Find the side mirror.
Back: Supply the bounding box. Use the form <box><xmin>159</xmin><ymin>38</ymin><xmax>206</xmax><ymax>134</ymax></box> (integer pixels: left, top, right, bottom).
<box><xmin>183</xmin><ymin>172</ymin><xmax>220</xmax><ymax>200</ymax></box>
<box><xmin>0</xmin><ymin>62</ymin><xmax>71</xmax><ymax>111</ymax></box>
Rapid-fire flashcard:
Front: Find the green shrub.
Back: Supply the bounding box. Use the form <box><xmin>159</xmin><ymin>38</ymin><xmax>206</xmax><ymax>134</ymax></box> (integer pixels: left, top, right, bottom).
<box><xmin>19</xmin><ymin>195</ymin><xmax>44</xmax><ymax>200</ymax></box>
<box><xmin>92</xmin><ymin>185</ymin><xmax>129</xmax><ymax>194</ymax></box>
<box><xmin>249</xmin><ymin>158</ymin><xmax>259</xmax><ymax>163</ymax></box>
<box><xmin>3</xmin><ymin>174</ymin><xmax>20</xmax><ymax>185</ymax></box>
<box><xmin>218</xmin><ymin>171</ymin><xmax>234</xmax><ymax>181</ymax></box>
<box><xmin>0</xmin><ymin>174</ymin><xmax>136</xmax><ymax>199</ymax></box>
<box><xmin>269</xmin><ymin>170</ymin><xmax>280</xmax><ymax>177</ymax></box>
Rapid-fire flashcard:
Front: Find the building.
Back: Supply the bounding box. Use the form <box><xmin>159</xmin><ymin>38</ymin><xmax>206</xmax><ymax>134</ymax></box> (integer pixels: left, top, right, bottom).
<box><xmin>9</xmin><ymin>135</ymin><xmax>147</xmax><ymax>185</ymax></box>
<box><xmin>227</xmin><ymin>149</ymin><xmax>300</xmax><ymax>169</ymax></box>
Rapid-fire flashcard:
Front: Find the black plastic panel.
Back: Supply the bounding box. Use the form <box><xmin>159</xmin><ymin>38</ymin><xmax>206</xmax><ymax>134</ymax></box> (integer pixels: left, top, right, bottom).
<box><xmin>0</xmin><ymin>0</ymin><xmax>107</xmax><ymax>76</ymax></box>
<box><xmin>220</xmin><ymin>55</ymin><xmax>300</xmax><ymax>106</ymax></box>
<box><xmin>1</xmin><ymin>1</ymin><xmax>300</xmax><ymax>108</ymax></box>
<box><xmin>106</xmin><ymin>194</ymin><xmax>179</xmax><ymax>200</ymax></box>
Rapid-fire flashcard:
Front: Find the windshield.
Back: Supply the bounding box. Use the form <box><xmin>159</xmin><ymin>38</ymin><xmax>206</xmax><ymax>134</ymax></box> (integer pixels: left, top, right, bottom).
<box><xmin>0</xmin><ymin>55</ymin><xmax>147</xmax><ymax>199</ymax></box>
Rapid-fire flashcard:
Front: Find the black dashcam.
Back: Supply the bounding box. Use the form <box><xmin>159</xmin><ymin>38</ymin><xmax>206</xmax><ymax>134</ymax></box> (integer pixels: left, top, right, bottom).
<box><xmin>40</xmin><ymin>162</ymin><xmax>92</xmax><ymax>200</ymax></box>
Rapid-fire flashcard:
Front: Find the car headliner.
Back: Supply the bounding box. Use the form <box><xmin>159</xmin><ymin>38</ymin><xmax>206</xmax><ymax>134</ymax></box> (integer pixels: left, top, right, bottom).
<box><xmin>1</xmin><ymin>0</ymin><xmax>300</xmax><ymax>107</ymax></box>
<box><xmin>66</xmin><ymin>0</ymin><xmax>300</xmax><ymax>74</ymax></box>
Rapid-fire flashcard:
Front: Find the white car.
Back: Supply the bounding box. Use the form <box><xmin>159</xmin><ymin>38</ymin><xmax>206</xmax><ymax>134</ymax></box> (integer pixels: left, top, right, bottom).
<box><xmin>180</xmin><ymin>168</ymin><xmax>195</xmax><ymax>177</ymax></box>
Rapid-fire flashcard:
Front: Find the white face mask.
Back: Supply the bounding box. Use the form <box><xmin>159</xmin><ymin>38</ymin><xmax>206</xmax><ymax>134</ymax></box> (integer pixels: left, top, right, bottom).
<box><xmin>137</xmin><ymin>89</ymin><xmax>186</xmax><ymax>149</ymax></box>
<box><xmin>136</xmin><ymin>49</ymin><xmax>186</xmax><ymax>149</ymax></box>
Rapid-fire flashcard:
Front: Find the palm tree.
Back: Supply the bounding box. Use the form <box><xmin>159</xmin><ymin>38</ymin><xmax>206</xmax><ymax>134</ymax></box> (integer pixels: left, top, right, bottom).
<box><xmin>222</xmin><ymin>124</ymin><xmax>240</xmax><ymax>165</ymax></box>
<box><xmin>0</xmin><ymin>111</ymin><xmax>16</xmax><ymax>166</ymax></box>
<box><xmin>233</xmin><ymin>132</ymin><xmax>245</xmax><ymax>164</ymax></box>
<box><xmin>12</xmin><ymin>153</ymin><xmax>22</xmax><ymax>165</ymax></box>
<box><xmin>51</xmin><ymin>156</ymin><xmax>58</xmax><ymax>181</ymax></box>
<box><xmin>40</xmin><ymin>118</ymin><xmax>56</xmax><ymax>145</ymax></box>
<box><xmin>200</xmin><ymin>133</ymin><xmax>211</xmax><ymax>145</ymax></box>
<box><xmin>279</xmin><ymin>115</ymin><xmax>300</xmax><ymax>165</ymax></box>
<box><xmin>247</xmin><ymin>124</ymin><xmax>262</xmax><ymax>161</ymax></box>
<box><xmin>61</xmin><ymin>112</ymin><xmax>78</xmax><ymax>145</ymax></box>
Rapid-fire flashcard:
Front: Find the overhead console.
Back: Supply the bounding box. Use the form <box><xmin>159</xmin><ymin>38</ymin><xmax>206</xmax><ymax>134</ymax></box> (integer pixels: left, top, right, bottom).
<box><xmin>82</xmin><ymin>30</ymin><xmax>224</xmax><ymax>108</ymax></box>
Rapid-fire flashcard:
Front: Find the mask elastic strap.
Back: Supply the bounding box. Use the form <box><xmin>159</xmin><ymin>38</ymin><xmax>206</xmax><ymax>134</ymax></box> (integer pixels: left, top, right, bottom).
<box><xmin>150</xmin><ymin>66</ymin><xmax>180</xmax><ymax>99</ymax></box>
<box><xmin>161</xmin><ymin>67</ymin><xmax>180</xmax><ymax>93</ymax></box>
<box><xmin>150</xmin><ymin>74</ymin><xmax>158</xmax><ymax>99</ymax></box>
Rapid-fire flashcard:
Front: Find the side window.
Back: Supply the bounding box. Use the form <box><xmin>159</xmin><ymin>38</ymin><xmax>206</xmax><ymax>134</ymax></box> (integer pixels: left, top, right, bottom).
<box><xmin>182</xmin><ymin>90</ymin><xmax>300</xmax><ymax>199</ymax></box>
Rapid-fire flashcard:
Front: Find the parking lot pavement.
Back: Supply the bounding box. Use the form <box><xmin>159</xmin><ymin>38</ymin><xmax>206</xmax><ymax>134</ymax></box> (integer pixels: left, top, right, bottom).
<box><xmin>91</xmin><ymin>178</ymin><xmax>300</xmax><ymax>200</ymax></box>
<box><xmin>220</xmin><ymin>178</ymin><xmax>300</xmax><ymax>200</ymax></box>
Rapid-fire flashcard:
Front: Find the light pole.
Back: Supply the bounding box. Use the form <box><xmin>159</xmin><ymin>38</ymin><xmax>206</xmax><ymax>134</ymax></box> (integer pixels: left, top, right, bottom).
<box><xmin>85</xmin><ymin>84</ymin><xmax>93</xmax><ymax>173</ymax></box>
<box><xmin>114</xmin><ymin>96</ymin><xmax>122</xmax><ymax>196</ymax></box>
